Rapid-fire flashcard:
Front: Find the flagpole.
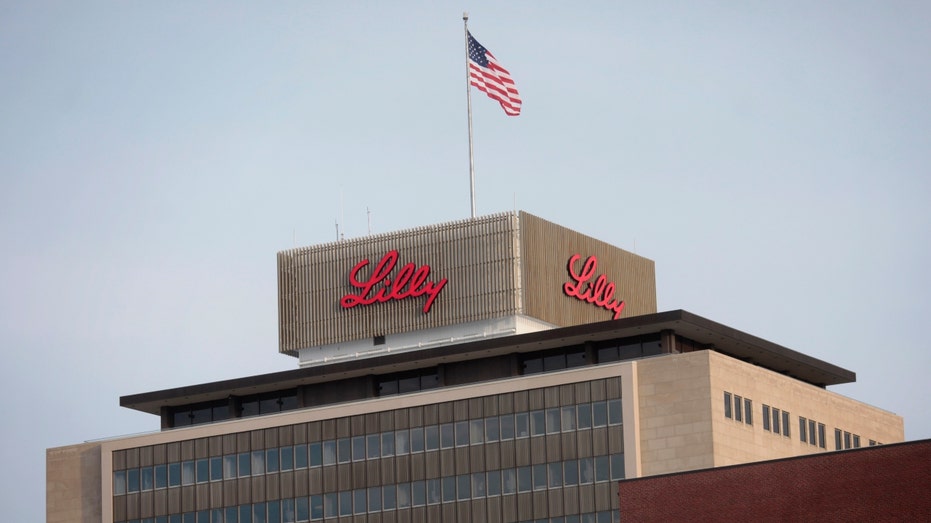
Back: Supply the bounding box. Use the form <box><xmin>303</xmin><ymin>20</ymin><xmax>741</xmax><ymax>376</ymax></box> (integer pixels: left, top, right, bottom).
<box><xmin>463</xmin><ymin>12</ymin><xmax>476</xmax><ymax>219</ymax></box>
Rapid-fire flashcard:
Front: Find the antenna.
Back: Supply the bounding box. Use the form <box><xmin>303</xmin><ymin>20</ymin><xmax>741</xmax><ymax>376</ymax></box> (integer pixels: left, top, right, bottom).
<box><xmin>335</xmin><ymin>220</ymin><xmax>339</xmax><ymax>241</ymax></box>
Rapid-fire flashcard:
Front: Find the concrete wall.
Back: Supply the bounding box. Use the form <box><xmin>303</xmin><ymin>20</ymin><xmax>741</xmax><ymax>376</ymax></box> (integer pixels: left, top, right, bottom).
<box><xmin>47</xmin><ymin>442</ymin><xmax>102</xmax><ymax>523</ymax></box>
<box><xmin>635</xmin><ymin>350</ymin><xmax>905</xmax><ymax>477</ymax></box>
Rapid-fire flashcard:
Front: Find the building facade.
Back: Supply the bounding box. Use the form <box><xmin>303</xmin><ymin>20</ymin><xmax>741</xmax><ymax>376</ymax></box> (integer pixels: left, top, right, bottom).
<box><xmin>47</xmin><ymin>212</ymin><xmax>904</xmax><ymax>523</ymax></box>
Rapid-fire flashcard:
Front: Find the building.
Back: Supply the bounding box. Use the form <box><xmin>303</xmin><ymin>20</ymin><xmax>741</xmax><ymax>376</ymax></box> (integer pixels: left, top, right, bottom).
<box><xmin>617</xmin><ymin>439</ymin><xmax>931</xmax><ymax>521</ymax></box>
<box><xmin>47</xmin><ymin>212</ymin><xmax>904</xmax><ymax>523</ymax></box>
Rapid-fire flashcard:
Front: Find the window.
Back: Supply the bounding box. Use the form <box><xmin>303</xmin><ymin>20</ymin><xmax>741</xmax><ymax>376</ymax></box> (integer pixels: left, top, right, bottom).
<box><xmin>844</xmin><ymin>431</ymin><xmax>852</xmax><ymax>449</ymax></box>
<box><xmin>485</xmin><ymin>416</ymin><xmax>500</xmax><ymax>442</ymax></box>
<box><xmin>762</xmin><ymin>405</ymin><xmax>771</xmax><ymax>431</ymax></box>
<box><xmin>799</xmin><ymin>417</ymin><xmax>808</xmax><ymax>443</ymax></box>
<box><xmin>593</xmin><ymin>401</ymin><xmax>608</xmax><ymax>427</ymax></box>
<box><xmin>209</xmin><ymin>457</ymin><xmax>222</xmax><ymax>481</ymax></box>
<box><xmin>818</xmin><ymin>423</ymin><xmax>826</xmax><ymax>449</ymax></box>
<box><xmin>772</xmin><ymin>408</ymin><xmax>781</xmax><ymax>435</ymax></box>
<box><xmin>782</xmin><ymin>411</ymin><xmax>790</xmax><ymax>438</ymax></box>
<box><xmin>744</xmin><ymin>398</ymin><xmax>752</xmax><ymax>425</ymax></box>
<box><xmin>578</xmin><ymin>403</ymin><xmax>593</xmax><ymax>429</ymax></box>
<box><xmin>835</xmin><ymin>428</ymin><xmax>843</xmax><ymax>450</ymax></box>
<box><xmin>734</xmin><ymin>395</ymin><xmax>743</xmax><ymax>422</ymax></box>
<box><xmin>561</xmin><ymin>406</ymin><xmax>577</xmax><ymax>432</ymax></box>
<box><xmin>608</xmin><ymin>399</ymin><xmax>623</xmax><ymax>425</ymax></box>
<box><xmin>469</xmin><ymin>419</ymin><xmax>484</xmax><ymax>445</ymax></box>
<box><xmin>266</xmin><ymin>449</ymin><xmax>279</xmax><ymax>473</ymax></box>
<box><xmin>487</xmin><ymin>470</ymin><xmax>501</xmax><ymax>496</ymax></box>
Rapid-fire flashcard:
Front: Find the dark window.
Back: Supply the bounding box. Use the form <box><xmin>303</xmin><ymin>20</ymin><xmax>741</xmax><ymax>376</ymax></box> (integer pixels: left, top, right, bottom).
<box><xmin>835</xmin><ymin>428</ymin><xmax>843</xmax><ymax>450</ymax></box>
<box><xmin>853</xmin><ymin>434</ymin><xmax>861</xmax><ymax>448</ymax></box>
<box><xmin>799</xmin><ymin>417</ymin><xmax>808</xmax><ymax>442</ymax></box>
<box><xmin>597</xmin><ymin>346</ymin><xmax>619</xmax><ymax>363</ymax></box>
<box><xmin>782</xmin><ymin>411</ymin><xmax>790</xmax><ymax>438</ymax></box>
<box><xmin>374</xmin><ymin>335</ymin><xmax>386</xmax><ymax>345</ymax></box>
<box><xmin>772</xmin><ymin>408</ymin><xmax>781</xmax><ymax>435</ymax></box>
<box><xmin>819</xmin><ymin>423</ymin><xmax>826</xmax><ymax>449</ymax></box>
<box><xmin>724</xmin><ymin>392</ymin><xmax>732</xmax><ymax>419</ymax></box>
<box><xmin>762</xmin><ymin>405</ymin><xmax>771</xmax><ymax>431</ymax></box>
<box><xmin>744</xmin><ymin>398</ymin><xmax>752</xmax><ymax>425</ymax></box>
<box><xmin>734</xmin><ymin>395</ymin><xmax>743</xmax><ymax>422</ymax></box>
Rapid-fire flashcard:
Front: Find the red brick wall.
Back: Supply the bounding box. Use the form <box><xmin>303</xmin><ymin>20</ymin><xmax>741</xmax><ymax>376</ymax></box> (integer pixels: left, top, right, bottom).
<box><xmin>618</xmin><ymin>440</ymin><xmax>931</xmax><ymax>522</ymax></box>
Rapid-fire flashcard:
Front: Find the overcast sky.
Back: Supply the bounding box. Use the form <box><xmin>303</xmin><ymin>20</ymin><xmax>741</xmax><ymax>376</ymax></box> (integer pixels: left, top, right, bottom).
<box><xmin>3</xmin><ymin>2</ymin><xmax>930</xmax><ymax>520</ymax></box>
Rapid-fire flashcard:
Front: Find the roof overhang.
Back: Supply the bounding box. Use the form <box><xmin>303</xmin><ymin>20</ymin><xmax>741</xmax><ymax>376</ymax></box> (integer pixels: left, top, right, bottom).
<box><xmin>120</xmin><ymin>309</ymin><xmax>855</xmax><ymax>415</ymax></box>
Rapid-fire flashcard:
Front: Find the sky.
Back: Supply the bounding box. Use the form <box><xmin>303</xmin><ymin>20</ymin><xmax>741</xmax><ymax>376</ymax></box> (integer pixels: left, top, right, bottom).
<box><xmin>2</xmin><ymin>2</ymin><xmax>930</xmax><ymax>520</ymax></box>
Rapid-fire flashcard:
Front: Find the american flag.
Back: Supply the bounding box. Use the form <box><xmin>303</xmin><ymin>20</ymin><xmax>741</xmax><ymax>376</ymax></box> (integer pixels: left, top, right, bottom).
<box><xmin>468</xmin><ymin>31</ymin><xmax>521</xmax><ymax>116</ymax></box>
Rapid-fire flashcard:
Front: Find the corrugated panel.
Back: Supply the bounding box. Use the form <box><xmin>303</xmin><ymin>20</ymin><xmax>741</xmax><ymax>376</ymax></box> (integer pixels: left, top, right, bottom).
<box><xmin>278</xmin><ymin>213</ymin><xmax>522</xmax><ymax>353</ymax></box>
<box><xmin>518</xmin><ymin>211</ymin><xmax>657</xmax><ymax>326</ymax></box>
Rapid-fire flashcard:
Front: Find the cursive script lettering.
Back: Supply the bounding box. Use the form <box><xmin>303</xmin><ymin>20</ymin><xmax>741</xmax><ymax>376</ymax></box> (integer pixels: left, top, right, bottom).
<box><xmin>340</xmin><ymin>250</ymin><xmax>448</xmax><ymax>314</ymax></box>
<box><xmin>563</xmin><ymin>254</ymin><xmax>625</xmax><ymax>319</ymax></box>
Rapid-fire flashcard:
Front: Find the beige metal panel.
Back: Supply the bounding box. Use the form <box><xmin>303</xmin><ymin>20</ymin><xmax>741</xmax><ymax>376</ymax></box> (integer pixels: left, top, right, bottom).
<box><xmin>518</xmin><ymin>212</ymin><xmax>657</xmax><ymax>325</ymax></box>
<box><xmin>278</xmin><ymin>213</ymin><xmax>522</xmax><ymax>353</ymax></box>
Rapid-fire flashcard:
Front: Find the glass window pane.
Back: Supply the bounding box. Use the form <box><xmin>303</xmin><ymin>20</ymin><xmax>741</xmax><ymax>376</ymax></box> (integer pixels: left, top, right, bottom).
<box><xmin>296</xmin><ymin>497</ymin><xmax>309</xmax><ymax>521</ymax></box>
<box><xmin>182</xmin><ymin>461</ymin><xmax>195</xmax><ymax>485</ymax></box>
<box><xmin>413</xmin><ymin>480</ymin><xmax>427</xmax><ymax>506</ymax></box>
<box><xmin>485</xmin><ymin>416</ymin><xmax>499</xmax><ymax>442</ymax></box>
<box><xmin>580</xmin><ymin>457</ymin><xmax>594</xmax><ymax>483</ymax></box>
<box><xmin>266</xmin><ymin>448</ymin><xmax>279</xmax><ymax>473</ymax></box>
<box><xmin>411</xmin><ymin>427</ymin><xmax>425</xmax><ymax>453</ymax></box>
<box><xmin>455</xmin><ymin>421</ymin><xmax>469</xmax><ymax>447</ymax></box>
<box><xmin>533</xmin><ymin>464</ymin><xmax>547</xmax><ymax>490</ymax></box>
<box><xmin>397</xmin><ymin>483</ymin><xmax>411</xmax><ymax>509</ymax></box>
<box><xmin>782</xmin><ymin>411</ymin><xmax>791</xmax><ymax>438</ymax></box>
<box><xmin>610</xmin><ymin>453</ymin><xmax>625</xmax><ymax>480</ymax></box>
<box><xmin>209</xmin><ymin>457</ymin><xmax>222</xmax><ymax>482</ymax></box>
<box><xmin>561</xmin><ymin>406</ymin><xmax>577</xmax><ymax>432</ymax></box>
<box><xmin>548</xmin><ymin>462</ymin><xmax>562</xmax><ymax>488</ymax></box>
<box><xmin>113</xmin><ymin>470</ymin><xmax>126</xmax><ymax>495</ymax></box>
<box><xmin>339</xmin><ymin>491</ymin><xmax>351</xmax><ymax>516</ymax></box>
<box><xmin>352</xmin><ymin>436</ymin><xmax>366</xmax><ymax>462</ymax></box>
<box><xmin>280</xmin><ymin>446</ymin><xmax>293</xmax><ymax>471</ymax></box>
<box><xmin>500</xmin><ymin>414</ymin><xmax>515</xmax><ymax>440</ymax></box>
<box><xmin>251</xmin><ymin>451</ymin><xmax>265</xmax><ymax>475</ymax></box>
<box><xmin>545</xmin><ymin>408</ymin><xmax>561</xmax><ymax>434</ymax></box>
<box><xmin>324</xmin><ymin>493</ymin><xmax>337</xmax><ymax>518</ymax></box>
<box><xmin>502</xmin><ymin>468</ymin><xmax>517</xmax><ymax>494</ymax></box>
<box><xmin>515</xmin><ymin>412</ymin><xmax>530</xmax><ymax>438</ymax></box>
<box><xmin>266</xmin><ymin>500</ymin><xmax>279</xmax><ymax>523</ymax></box>
<box><xmin>470</xmin><ymin>419</ymin><xmax>484</xmax><ymax>445</ymax></box>
<box><xmin>196</xmin><ymin>459</ymin><xmax>208</xmax><ymax>483</ymax></box>
<box><xmin>299</xmin><ymin>444</ymin><xmax>312</xmax><ymax>469</ymax></box>
<box><xmin>425</xmin><ymin>425</ymin><xmax>439</xmax><ymax>451</ymax></box>
<box><xmin>281</xmin><ymin>498</ymin><xmax>294</xmax><ymax>523</ymax></box>
<box><xmin>168</xmin><ymin>462</ymin><xmax>181</xmax><ymax>487</ymax></box>
<box><xmin>155</xmin><ymin>464</ymin><xmax>167</xmax><ymax>489</ymax></box>
<box><xmin>608</xmin><ymin>399</ymin><xmax>623</xmax><ymax>425</ymax></box>
<box><xmin>735</xmin><ymin>395</ymin><xmax>743</xmax><ymax>422</ymax></box>
<box><xmin>518</xmin><ymin>466</ymin><xmax>532</xmax><ymax>492</ymax></box>
<box><xmin>457</xmin><ymin>474</ymin><xmax>471</xmax><ymax>500</ymax></box>
<box><xmin>594</xmin><ymin>456</ymin><xmax>609</xmax><ymax>482</ymax></box>
<box><xmin>593</xmin><ymin>402</ymin><xmax>608</xmax><ymax>427</ymax></box>
<box><xmin>531</xmin><ymin>410</ymin><xmax>545</xmax><ymax>436</ymax></box>
<box><xmin>337</xmin><ymin>438</ymin><xmax>351</xmax><ymax>463</ymax></box>
<box><xmin>381</xmin><ymin>432</ymin><xmax>395</xmax><ymax>457</ymax></box>
<box><xmin>142</xmin><ymin>466</ymin><xmax>154</xmax><ymax>491</ymax></box>
<box><xmin>426</xmin><ymin>479</ymin><xmax>441</xmax><ymax>505</ymax></box>
<box><xmin>254</xmin><ymin>502</ymin><xmax>267</xmax><ymax>523</ymax></box>
<box><xmin>396</xmin><ymin>430</ymin><xmax>410</xmax><ymax>455</ymax></box>
<box><xmin>366</xmin><ymin>434</ymin><xmax>380</xmax><ymax>460</ymax></box>
<box><xmin>564</xmin><ymin>459</ymin><xmax>579</xmax><ymax>485</ymax></box>
<box><xmin>744</xmin><ymin>398</ymin><xmax>753</xmax><ymax>425</ymax></box>
<box><xmin>368</xmin><ymin>486</ymin><xmax>381</xmax><ymax>512</ymax></box>
<box><xmin>240</xmin><ymin>504</ymin><xmax>252</xmax><ymax>523</ymax></box>
<box><xmin>471</xmin><ymin>472</ymin><xmax>486</xmax><ymax>497</ymax></box>
<box><xmin>311</xmin><ymin>494</ymin><xmax>323</xmax><ymax>520</ymax></box>
<box><xmin>314</xmin><ymin>440</ymin><xmax>326</xmax><ymax>467</ymax></box>
<box><xmin>383</xmin><ymin>484</ymin><xmax>396</xmax><ymax>510</ymax></box>
<box><xmin>487</xmin><ymin>470</ymin><xmax>501</xmax><ymax>496</ymax></box>
<box><xmin>577</xmin><ymin>403</ymin><xmax>593</xmax><ymax>429</ymax></box>
<box><xmin>225</xmin><ymin>507</ymin><xmax>238</xmax><ymax>523</ymax></box>
<box><xmin>238</xmin><ymin>453</ymin><xmax>251</xmax><ymax>477</ymax></box>
<box><xmin>440</xmin><ymin>423</ymin><xmax>455</xmax><ymax>449</ymax></box>
<box><xmin>223</xmin><ymin>455</ymin><xmax>236</xmax><ymax>480</ymax></box>
<box><xmin>442</xmin><ymin>476</ymin><xmax>456</xmax><ymax>502</ymax></box>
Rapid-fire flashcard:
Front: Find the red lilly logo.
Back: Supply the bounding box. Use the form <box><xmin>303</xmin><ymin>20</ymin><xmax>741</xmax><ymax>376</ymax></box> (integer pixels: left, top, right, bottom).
<box><xmin>340</xmin><ymin>250</ymin><xmax>448</xmax><ymax>314</ymax></box>
<box><xmin>563</xmin><ymin>254</ymin><xmax>625</xmax><ymax>319</ymax></box>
